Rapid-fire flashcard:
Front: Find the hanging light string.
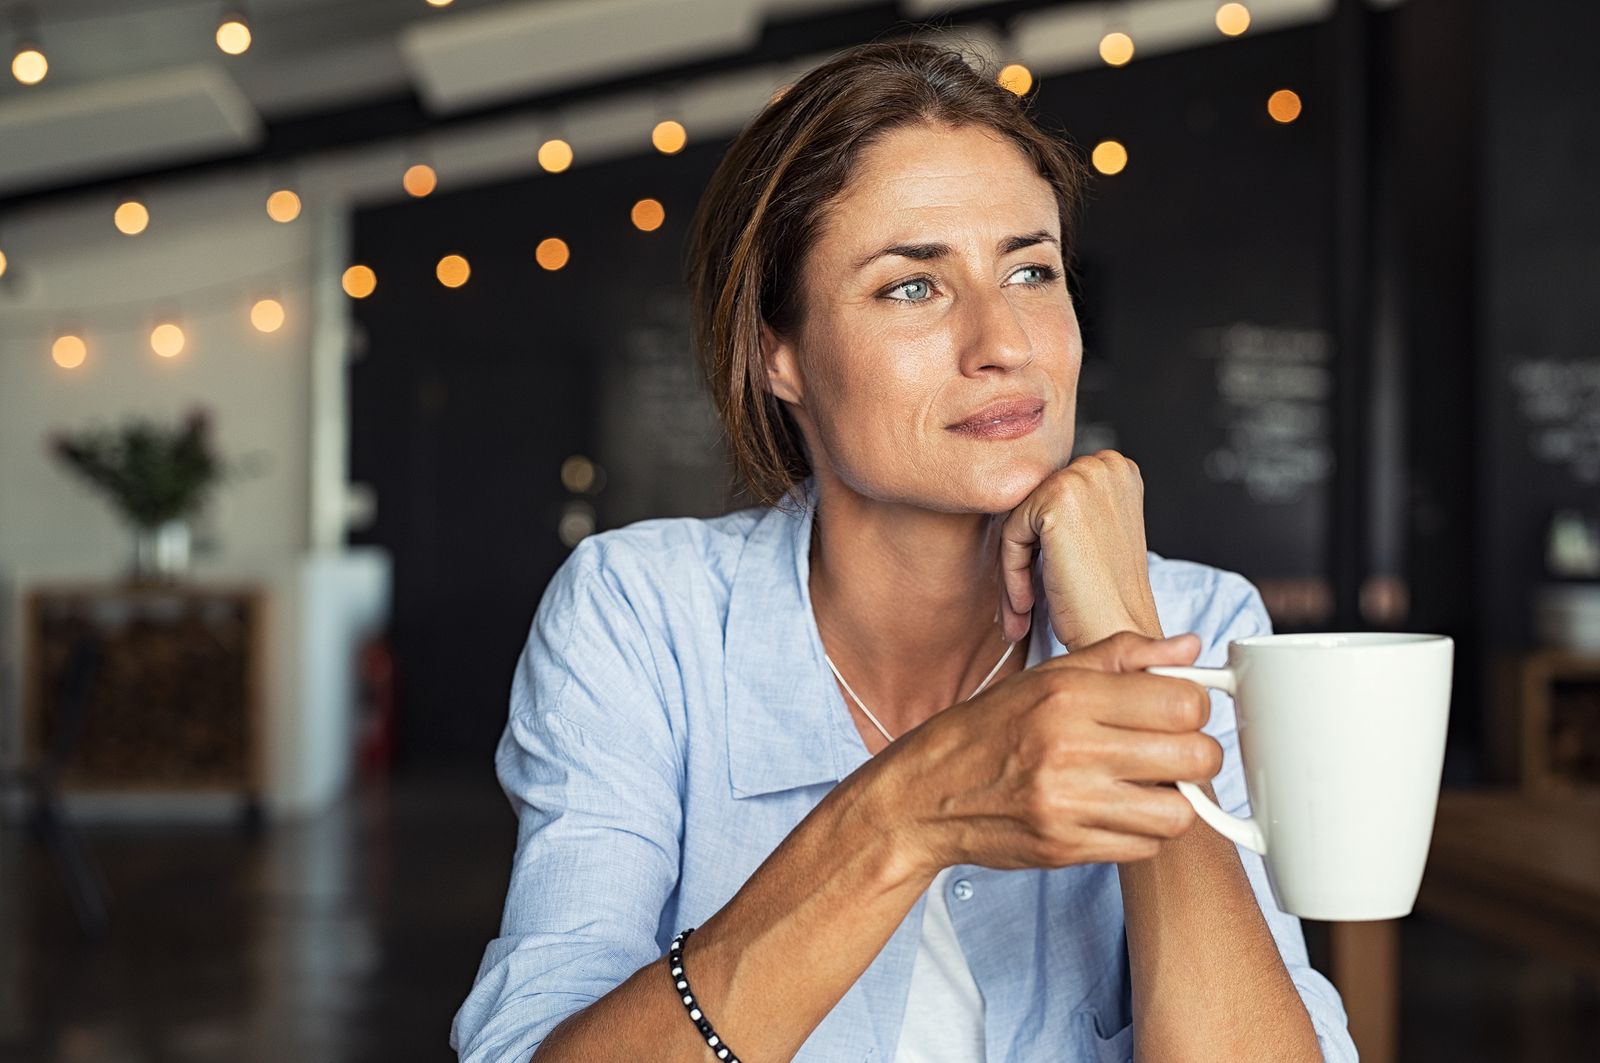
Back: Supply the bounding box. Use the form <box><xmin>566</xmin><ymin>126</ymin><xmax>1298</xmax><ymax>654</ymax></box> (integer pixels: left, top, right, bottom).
<box><xmin>0</xmin><ymin>255</ymin><xmax>312</xmax><ymax>339</ymax></box>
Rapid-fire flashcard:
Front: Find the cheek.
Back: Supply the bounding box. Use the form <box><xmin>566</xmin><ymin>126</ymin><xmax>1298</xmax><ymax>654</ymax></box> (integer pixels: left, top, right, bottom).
<box><xmin>811</xmin><ymin>318</ymin><xmax>943</xmax><ymax>426</ymax></box>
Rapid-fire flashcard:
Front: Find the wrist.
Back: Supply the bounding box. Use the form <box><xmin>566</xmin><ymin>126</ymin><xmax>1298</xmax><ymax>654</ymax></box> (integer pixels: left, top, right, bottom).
<box><xmin>835</xmin><ymin>751</ymin><xmax>942</xmax><ymax>893</ymax></box>
<box><xmin>1067</xmin><ymin>610</ymin><xmax>1164</xmax><ymax>648</ymax></box>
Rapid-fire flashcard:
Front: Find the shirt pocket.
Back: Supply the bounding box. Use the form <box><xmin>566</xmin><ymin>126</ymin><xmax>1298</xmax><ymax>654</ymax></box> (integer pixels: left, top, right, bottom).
<box><xmin>1074</xmin><ymin>1008</ymin><xmax>1134</xmax><ymax>1063</ymax></box>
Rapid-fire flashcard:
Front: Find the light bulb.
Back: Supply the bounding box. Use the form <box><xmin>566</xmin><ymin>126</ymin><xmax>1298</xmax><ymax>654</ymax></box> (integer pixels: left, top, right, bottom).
<box><xmin>151</xmin><ymin>323</ymin><xmax>186</xmax><ymax>358</ymax></box>
<box><xmin>251</xmin><ymin>298</ymin><xmax>285</xmax><ymax>333</ymax></box>
<box><xmin>1216</xmin><ymin>3</ymin><xmax>1252</xmax><ymax>37</ymax></box>
<box><xmin>536</xmin><ymin>238</ymin><xmax>570</xmax><ymax>271</ymax></box>
<box><xmin>1099</xmin><ymin>32</ymin><xmax>1134</xmax><ymax>67</ymax></box>
<box><xmin>266</xmin><ymin>188</ymin><xmax>301</xmax><ymax>223</ymax></box>
<box><xmin>12</xmin><ymin>45</ymin><xmax>46</xmax><ymax>86</ymax></box>
<box><xmin>216</xmin><ymin>14</ymin><xmax>251</xmax><ymax>55</ymax></box>
<box><xmin>651</xmin><ymin>120</ymin><xmax>687</xmax><ymax>155</ymax></box>
<box><xmin>342</xmin><ymin>265</ymin><xmax>377</xmax><ymax>299</ymax></box>
<box><xmin>997</xmin><ymin>63</ymin><xmax>1033</xmax><ymax>96</ymax></box>
<box><xmin>1092</xmin><ymin>140</ymin><xmax>1128</xmax><ymax>175</ymax></box>
<box><xmin>538</xmin><ymin>139</ymin><xmax>573</xmax><ymax>174</ymax></box>
<box><xmin>115</xmin><ymin>200</ymin><xmax>150</xmax><ymax>235</ymax></box>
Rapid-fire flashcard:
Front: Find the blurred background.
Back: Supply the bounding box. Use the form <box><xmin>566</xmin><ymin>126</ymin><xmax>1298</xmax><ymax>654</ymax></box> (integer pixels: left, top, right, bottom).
<box><xmin>0</xmin><ymin>0</ymin><xmax>1596</xmax><ymax>1060</ymax></box>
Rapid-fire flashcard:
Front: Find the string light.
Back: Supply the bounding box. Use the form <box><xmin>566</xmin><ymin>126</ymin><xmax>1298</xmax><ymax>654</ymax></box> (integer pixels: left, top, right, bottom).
<box><xmin>52</xmin><ymin>335</ymin><xmax>87</xmax><ymax>369</ymax></box>
<box><xmin>631</xmin><ymin>198</ymin><xmax>665</xmax><ymax>232</ymax></box>
<box><xmin>538</xmin><ymin>138</ymin><xmax>573</xmax><ymax>174</ymax></box>
<box><xmin>1216</xmin><ymin>3</ymin><xmax>1251</xmax><ymax>36</ymax></box>
<box><xmin>403</xmin><ymin>163</ymin><xmax>437</xmax><ymax>197</ymax></box>
<box><xmin>996</xmin><ymin>63</ymin><xmax>1033</xmax><ymax>96</ymax></box>
<box><xmin>342</xmin><ymin>265</ymin><xmax>377</xmax><ymax>298</ymax></box>
<box><xmin>1092</xmin><ymin>140</ymin><xmax>1128</xmax><ymax>175</ymax></box>
<box><xmin>150</xmin><ymin>322</ymin><xmax>186</xmax><ymax>358</ymax></box>
<box><xmin>651</xmin><ymin>120</ymin><xmax>686</xmax><ymax>155</ymax></box>
<box><xmin>1099</xmin><ymin>31</ymin><xmax>1134</xmax><ymax>67</ymax></box>
<box><xmin>436</xmin><ymin>254</ymin><xmax>470</xmax><ymax>288</ymax></box>
<box><xmin>425</xmin><ymin>0</ymin><xmax>454</xmax><ymax>7</ymax></box>
<box><xmin>535</xmin><ymin>238</ymin><xmax>569</xmax><ymax>271</ymax></box>
<box><xmin>250</xmin><ymin>298</ymin><xmax>285</xmax><ymax>333</ymax></box>
<box><xmin>266</xmin><ymin>188</ymin><xmax>301</xmax><ymax>223</ymax></box>
<box><xmin>216</xmin><ymin>10</ymin><xmax>251</xmax><ymax>55</ymax></box>
<box><xmin>1268</xmin><ymin>89</ymin><xmax>1303</xmax><ymax>123</ymax></box>
<box><xmin>11</xmin><ymin>42</ymin><xmax>46</xmax><ymax>86</ymax></box>
<box><xmin>0</xmin><ymin>247</ymin><xmax>7</xmax><ymax>278</ymax></box>
<box><xmin>561</xmin><ymin>455</ymin><xmax>598</xmax><ymax>493</ymax></box>
<box><xmin>114</xmin><ymin>199</ymin><xmax>150</xmax><ymax>236</ymax></box>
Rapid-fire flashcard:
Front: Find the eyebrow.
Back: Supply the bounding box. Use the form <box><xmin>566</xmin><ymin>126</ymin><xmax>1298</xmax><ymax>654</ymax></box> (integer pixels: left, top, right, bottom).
<box><xmin>850</xmin><ymin>229</ymin><xmax>1060</xmax><ymax>272</ymax></box>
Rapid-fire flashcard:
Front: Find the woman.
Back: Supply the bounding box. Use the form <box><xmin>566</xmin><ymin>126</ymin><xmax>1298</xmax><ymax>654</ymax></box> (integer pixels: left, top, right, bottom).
<box><xmin>453</xmin><ymin>39</ymin><xmax>1355</xmax><ymax>1063</ymax></box>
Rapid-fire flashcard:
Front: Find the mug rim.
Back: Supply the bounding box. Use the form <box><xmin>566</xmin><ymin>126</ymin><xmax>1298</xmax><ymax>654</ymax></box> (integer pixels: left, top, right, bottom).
<box><xmin>1232</xmin><ymin>632</ymin><xmax>1451</xmax><ymax>649</ymax></box>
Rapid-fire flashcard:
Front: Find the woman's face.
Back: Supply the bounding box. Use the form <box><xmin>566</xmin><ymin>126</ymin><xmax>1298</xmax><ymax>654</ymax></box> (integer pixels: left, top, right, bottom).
<box><xmin>765</xmin><ymin>120</ymin><xmax>1082</xmax><ymax>516</ymax></box>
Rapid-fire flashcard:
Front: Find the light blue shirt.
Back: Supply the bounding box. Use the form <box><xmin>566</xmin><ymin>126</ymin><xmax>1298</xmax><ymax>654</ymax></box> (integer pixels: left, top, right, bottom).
<box><xmin>451</xmin><ymin>479</ymin><xmax>1357</xmax><ymax>1062</ymax></box>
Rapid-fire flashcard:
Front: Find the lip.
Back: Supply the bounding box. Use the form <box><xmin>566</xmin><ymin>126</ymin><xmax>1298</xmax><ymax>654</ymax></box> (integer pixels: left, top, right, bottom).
<box><xmin>945</xmin><ymin>397</ymin><xmax>1046</xmax><ymax>439</ymax></box>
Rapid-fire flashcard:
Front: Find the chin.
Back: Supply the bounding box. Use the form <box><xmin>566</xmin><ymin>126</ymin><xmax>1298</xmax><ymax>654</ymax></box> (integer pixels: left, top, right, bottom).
<box><xmin>917</xmin><ymin>455</ymin><xmax>1059</xmax><ymax>516</ymax></box>
<box><xmin>967</xmin><ymin>464</ymin><xmax>1055</xmax><ymax>514</ymax></box>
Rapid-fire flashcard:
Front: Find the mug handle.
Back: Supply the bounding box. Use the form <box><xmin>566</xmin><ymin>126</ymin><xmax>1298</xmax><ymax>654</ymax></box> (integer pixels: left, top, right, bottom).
<box><xmin>1145</xmin><ymin>665</ymin><xmax>1268</xmax><ymax>856</ymax></box>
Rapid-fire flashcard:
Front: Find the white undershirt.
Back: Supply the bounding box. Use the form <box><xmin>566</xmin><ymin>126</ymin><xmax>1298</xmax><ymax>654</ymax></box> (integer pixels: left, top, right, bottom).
<box><xmin>892</xmin><ymin>620</ymin><xmax>1046</xmax><ymax>1062</ymax></box>
<box><xmin>893</xmin><ymin>866</ymin><xmax>987</xmax><ymax>1062</ymax></box>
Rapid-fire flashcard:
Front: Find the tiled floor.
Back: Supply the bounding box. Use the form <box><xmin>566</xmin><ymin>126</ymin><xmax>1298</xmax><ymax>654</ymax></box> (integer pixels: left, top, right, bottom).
<box><xmin>1</xmin><ymin>769</ymin><xmax>1596</xmax><ymax>1062</ymax></box>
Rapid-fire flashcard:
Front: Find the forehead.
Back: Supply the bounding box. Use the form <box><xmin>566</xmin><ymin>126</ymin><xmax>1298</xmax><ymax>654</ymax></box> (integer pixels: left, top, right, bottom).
<box><xmin>826</xmin><ymin>122</ymin><xmax>1058</xmax><ymax>234</ymax></box>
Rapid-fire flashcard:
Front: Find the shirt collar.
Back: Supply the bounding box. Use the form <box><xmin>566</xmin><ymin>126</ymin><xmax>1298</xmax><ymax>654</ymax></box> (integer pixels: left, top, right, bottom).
<box><xmin>722</xmin><ymin>477</ymin><xmax>1057</xmax><ymax>800</ymax></box>
<box><xmin>723</xmin><ymin>476</ymin><xmax>858</xmax><ymax>798</ymax></box>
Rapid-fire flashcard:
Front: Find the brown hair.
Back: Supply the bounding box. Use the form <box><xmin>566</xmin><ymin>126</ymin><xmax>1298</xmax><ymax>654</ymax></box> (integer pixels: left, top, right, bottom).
<box><xmin>684</xmin><ymin>36</ymin><xmax>1090</xmax><ymax>507</ymax></box>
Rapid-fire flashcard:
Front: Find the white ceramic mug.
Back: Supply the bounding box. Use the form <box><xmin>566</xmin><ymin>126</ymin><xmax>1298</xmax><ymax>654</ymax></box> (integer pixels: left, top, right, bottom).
<box><xmin>1148</xmin><ymin>632</ymin><xmax>1454</xmax><ymax>921</ymax></box>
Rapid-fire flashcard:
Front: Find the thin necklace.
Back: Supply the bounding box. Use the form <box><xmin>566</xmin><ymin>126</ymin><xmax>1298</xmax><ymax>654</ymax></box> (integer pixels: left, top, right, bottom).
<box><xmin>825</xmin><ymin>630</ymin><xmax>1023</xmax><ymax>745</ymax></box>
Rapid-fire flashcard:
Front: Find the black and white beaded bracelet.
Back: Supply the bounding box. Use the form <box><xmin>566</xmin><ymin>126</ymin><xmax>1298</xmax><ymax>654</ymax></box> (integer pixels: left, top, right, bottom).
<box><xmin>669</xmin><ymin>928</ymin><xmax>743</xmax><ymax>1063</ymax></box>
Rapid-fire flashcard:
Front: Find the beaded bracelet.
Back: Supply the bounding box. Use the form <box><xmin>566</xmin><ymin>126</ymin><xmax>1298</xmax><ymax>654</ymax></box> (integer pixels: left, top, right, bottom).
<box><xmin>669</xmin><ymin>928</ymin><xmax>743</xmax><ymax>1063</ymax></box>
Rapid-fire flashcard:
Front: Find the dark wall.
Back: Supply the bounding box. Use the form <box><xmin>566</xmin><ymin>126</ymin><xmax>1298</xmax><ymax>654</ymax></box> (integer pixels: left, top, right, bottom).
<box><xmin>348</xmin><ymin>141</ymin><xmax>734</xmax><ymax>760</ymax></box>
<box><xmin>1040</xmin><ymin>25</ymin><xmax>1337</xmax><ymax>584</ymax></box>
<box><xmin>1477</xmin><ymin>0</ymin><xmax>1600</xmax><ymax>651</ymax></box>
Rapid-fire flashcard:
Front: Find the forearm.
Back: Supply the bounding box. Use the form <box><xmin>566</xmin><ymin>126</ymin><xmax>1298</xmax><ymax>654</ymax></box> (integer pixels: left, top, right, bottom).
<box><xmin>533</xmin><ymin>759</ymin><xmax>930</xmax><ymax>1062</ymax></box>
<box><xmin>1118</xmin><ymin>782</ymin><xmax>1321</xmax><ymax>1062</ymax></box>
<box><xmin>1094</xmin><ymin>611</ymin><xmax>1320</xmax><ymax>1062</ymax></box>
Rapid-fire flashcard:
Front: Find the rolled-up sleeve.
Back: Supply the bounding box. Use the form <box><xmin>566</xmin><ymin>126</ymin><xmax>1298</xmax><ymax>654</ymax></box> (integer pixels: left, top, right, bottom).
<box><xmin>1201</xmin><ymin>573</ymin><xmax>1359</xmax><ymax>1063</ymax></box>
<box><xmin>450</xmin><ymin>538</ymin><xmax>683</xmax><ymax>1063</ymax></box>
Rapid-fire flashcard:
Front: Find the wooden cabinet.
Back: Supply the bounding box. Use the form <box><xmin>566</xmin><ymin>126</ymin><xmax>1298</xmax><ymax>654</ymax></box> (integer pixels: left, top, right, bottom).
<box><xmin>24</xmin><ymin>583</ymin><xmax>264</xmax><ymax>799</ymax></box>
<box><xmin>1508</xmin><ymin>649</ymin><xmax>1600</xmax><ymax>794</ymax></box>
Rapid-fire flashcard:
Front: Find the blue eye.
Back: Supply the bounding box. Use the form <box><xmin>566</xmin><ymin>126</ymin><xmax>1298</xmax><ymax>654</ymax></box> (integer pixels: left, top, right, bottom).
<box><xmin>1014</xmin><ymin>264</ymin><xmax>1062</xmax><ymax>286</ymax></box>
<box><xmin>887</xmin><ymin>278</ymin><xmax>933</xmax><ymax>302</ymax></box>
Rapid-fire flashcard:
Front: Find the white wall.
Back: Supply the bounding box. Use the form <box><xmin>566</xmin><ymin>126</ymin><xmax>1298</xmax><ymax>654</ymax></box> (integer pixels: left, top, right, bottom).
<box><xmin>0</xmin><ymin>179</ymin><xmax>319</xmax><ymax>573</ymax></box>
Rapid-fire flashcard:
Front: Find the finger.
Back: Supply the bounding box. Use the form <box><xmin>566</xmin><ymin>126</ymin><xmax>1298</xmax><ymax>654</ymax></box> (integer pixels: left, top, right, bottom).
<box><xmin>1099</xmin><ymin>730</ymin><xmax>1225</xmax><ymax>784</ymax></box>
<box><xmin>1034</xmin><ymin>667</ymin><xmax>1212</xmax><ymax>731</ymax></box>
<box><xmin>997</xmin><ymin>498</ymin><xmax>1044</xmax><ymax>643</ymax></box>
<box><xmin>1081</xmin><ymin>783</ymin><xmax>1201</xmax><ymax>841</ymax></box>
<box><xmin>1041</xmin><ymin>630</ymin><xmax>1201</xmax><ymax>675</ymax></box>
<box><xmin>1039</xmin><ymin>827</ymin><xmax>1164</xmax><ymax>867</ymax></box>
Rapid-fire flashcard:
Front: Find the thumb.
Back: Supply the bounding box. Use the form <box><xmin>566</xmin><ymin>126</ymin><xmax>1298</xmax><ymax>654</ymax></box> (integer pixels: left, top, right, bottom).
<box><xmin>1045</xmin><ymin>630</ymin><xmax>1202</xmax><ymax>674</ymax></box>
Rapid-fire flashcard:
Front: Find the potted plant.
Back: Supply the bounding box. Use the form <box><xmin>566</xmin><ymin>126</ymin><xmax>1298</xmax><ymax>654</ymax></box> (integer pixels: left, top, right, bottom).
<box><xmin>49</xmin><ymin>408</ymin><xmax>235</xmax><ymax>582</ymax></box>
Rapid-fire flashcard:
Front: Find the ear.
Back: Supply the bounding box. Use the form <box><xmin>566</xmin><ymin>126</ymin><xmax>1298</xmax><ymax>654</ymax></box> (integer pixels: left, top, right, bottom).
<box><xmin>761</xmin><ymin>319</ymin><xmax>805</xmax><ymax>407</ymax></box>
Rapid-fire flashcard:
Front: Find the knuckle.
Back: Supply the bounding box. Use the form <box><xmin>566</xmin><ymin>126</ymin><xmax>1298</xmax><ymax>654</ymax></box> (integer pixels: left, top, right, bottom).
<box><xmin>1182</xmin><ymin>735</ymin><xmax>1223</xmax><ymax>778</ymax></box>
<box><xmin>1043</xmin><ymin>668</ymin><xmax>1085</xmax><ymax>702</ymax></box>
<box><xmin>1159</xmin><ymin>793</ymin><xmax>1199</xmax><ymax>837</ymax></box>
<box><xmin>1174</xmin><ymin>687</ymin><xmax>1209</xmax><ymax>730</ymax></box>
<box><xmin>1109</xmin><ymin>630</ymin><xmax>1143</xmax><ymax>649</ymax></box>
<box><xmin>1022</xmin><ymin>781</ymin><xmax>1063</xmax><ymax>825</ymax></box>
<box><xmin>1123</xmin><ymin>837</ymin><xmax>1163</xmax><ymax>863</ymax></box>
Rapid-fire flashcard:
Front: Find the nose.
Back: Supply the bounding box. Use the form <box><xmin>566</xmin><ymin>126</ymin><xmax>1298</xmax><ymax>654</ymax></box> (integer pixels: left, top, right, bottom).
<box><xmin>956</xmin><ymin>285</ymin><xmax>1034</xmax><ymax>376</ymax></box>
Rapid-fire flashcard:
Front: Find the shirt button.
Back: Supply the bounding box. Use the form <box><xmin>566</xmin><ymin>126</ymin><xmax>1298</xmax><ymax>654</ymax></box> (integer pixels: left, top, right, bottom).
<box><xmin>951</xmin><ymin>878</ymin><xmax>974</xmax><ymax>901</ymax></box>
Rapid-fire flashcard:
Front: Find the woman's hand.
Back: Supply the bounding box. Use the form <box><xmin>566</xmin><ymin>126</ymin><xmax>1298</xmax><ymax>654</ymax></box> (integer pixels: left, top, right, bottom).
<box><xmin>870</xmin><ymin>631</ymin><xmax>1222</xmax><ymax>877</ymax></box>
<box><xmin>996</xmin><ymin>450</ymin><xmax>1163</xmax><ymax>649</ymax></box>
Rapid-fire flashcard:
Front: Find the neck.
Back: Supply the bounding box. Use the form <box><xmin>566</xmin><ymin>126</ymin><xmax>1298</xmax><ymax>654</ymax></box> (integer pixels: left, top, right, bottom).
<box><xmin>807</xmin><ymin>475</ymin><xmax>1025</xmax><ymax>735</ymax></box>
